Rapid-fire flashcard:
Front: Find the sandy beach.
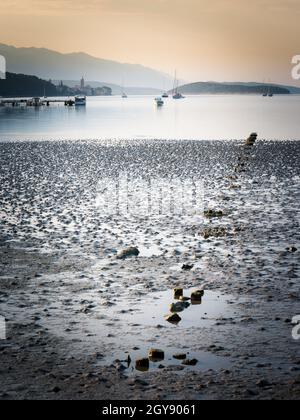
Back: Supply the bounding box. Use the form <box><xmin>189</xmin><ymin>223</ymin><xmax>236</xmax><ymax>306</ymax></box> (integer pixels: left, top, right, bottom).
<box><xmin>0</xmin><ymin>138</ymin><xmax>300</xmax><ymax>400</ymax></box>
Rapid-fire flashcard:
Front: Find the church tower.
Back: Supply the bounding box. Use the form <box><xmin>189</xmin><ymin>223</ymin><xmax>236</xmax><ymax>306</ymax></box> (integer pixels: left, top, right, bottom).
<box><xmin>80</xmin><ymin>76</ymin><xmax>85</xmax><ymax>90</ymax></box>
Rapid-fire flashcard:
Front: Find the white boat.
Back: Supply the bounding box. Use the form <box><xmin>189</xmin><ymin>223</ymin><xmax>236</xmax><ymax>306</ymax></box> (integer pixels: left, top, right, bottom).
<box><xmin>155</xmin><ymin>97</ymin><xmax>164</xmax><ymax>107</ymax></box>
<box><xmin>29</xmin><ymin>97</ymin><xmax>44</xmax><ymax>107</ymax></box>
<box><xmin>162</xmin><ymin>92</ymin><xmax>169</xmax><ymax>98</ymax></box>
<box><xmin>120</xmin><ymin>79</ymin><xmax>128</xmax><ymax>98</ymax></box>
<box><xmin>75</xmin><ymin>95</ymin><xmax>86</xmax><ymax>106</ymax></box>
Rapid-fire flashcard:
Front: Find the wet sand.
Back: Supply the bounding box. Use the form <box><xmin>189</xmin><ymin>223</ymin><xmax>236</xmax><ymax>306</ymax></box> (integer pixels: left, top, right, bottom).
<box><xmin>0</xmin><ymin>139</ymin><xmax>300</xmax><ymax>400</ymax></box>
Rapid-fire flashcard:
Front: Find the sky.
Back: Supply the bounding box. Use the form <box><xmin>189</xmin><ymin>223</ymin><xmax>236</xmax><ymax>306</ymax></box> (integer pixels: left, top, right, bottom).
<box><xmin>0</xmin><ymin>0</ymin><xmax>299</xmax><ymax>84</ymax></box>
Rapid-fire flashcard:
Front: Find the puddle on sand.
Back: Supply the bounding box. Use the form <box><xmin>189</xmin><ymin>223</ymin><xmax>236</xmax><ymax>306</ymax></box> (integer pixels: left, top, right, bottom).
<box><xmin>96</xmin><ymin>288</ymin><xmax>234</xmax><ymax>374</ymax></box>
<box><xmin>109</xmin><ymin>288</ymin><xmax>233</xmax><ymax>328</ymax></box>
<box><xmin>102</xmin><ymin>346</ymin><xmax>229</xmax><ymax>375</ymax></box>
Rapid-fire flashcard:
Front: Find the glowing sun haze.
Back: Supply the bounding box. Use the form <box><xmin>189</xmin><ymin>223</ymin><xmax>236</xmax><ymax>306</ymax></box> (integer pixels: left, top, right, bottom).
<box><xmin>0</xmin><ymin>0</ymin><xmax>299</xmax><ymax>84</ymax></box>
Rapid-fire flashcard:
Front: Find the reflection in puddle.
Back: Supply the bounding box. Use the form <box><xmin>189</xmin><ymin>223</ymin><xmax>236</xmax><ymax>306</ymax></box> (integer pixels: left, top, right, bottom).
<box><xmin>113</xmin><ymin>288</ymin><xmax>232</xmax><ymax>328</ymax></box>
<box><xmin>97</xmin><ymin>288</ymin><xmax>233</xmax><ymax>374</ymax></box>
<box><xmin>103</xmin><ymin>346</ymin><xmax>229</xmax><ymax>375</ymax></box>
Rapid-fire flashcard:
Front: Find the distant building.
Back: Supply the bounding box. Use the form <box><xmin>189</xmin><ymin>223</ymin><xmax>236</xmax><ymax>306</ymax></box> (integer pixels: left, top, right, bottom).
<box><xmin>80</xmin><ymin>76</ymin><xmax>85</xmax><ymax>90</ymax></box>
<box><xmin>57</xmin><ymin>77</ymin><xmax>112</xmax><ymax>97</ymax></box>
<box><xmin>57</xmin><ymin>80</ymin><xmax>65</xmax><ymax>93</ymax></box>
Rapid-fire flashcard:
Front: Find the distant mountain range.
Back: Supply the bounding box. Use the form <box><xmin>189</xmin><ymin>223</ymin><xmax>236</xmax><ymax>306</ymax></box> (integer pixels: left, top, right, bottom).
<box><xmin>171</xmin><ymin>82</ymin><xmax>297</xmax><ymax>95</ymax></box>
<box><xmin>0</xmin><ymin>43</ymin><xmax>172</xmax><ymax>89</ymax></box>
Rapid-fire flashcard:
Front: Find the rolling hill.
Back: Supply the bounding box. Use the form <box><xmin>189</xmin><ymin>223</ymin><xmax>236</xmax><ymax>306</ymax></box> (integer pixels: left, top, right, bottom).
<box><xmin>172</xmin><ymin>82</ymin><xmax>292</xmax><ymax>95</ymax></box>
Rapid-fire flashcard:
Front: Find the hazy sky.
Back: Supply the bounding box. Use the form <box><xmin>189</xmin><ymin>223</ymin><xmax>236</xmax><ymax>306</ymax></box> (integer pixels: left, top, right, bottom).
<box><xmin>0</xmin><ymin>0</ymin><xmax>299</xmax><ymax>84</ymax></box>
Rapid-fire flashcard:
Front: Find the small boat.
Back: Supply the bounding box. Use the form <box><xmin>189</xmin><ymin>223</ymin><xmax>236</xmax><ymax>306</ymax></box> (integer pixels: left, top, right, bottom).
<box><xmin>162</xmin><ymin>92</ymin><xmax>169</xmax><ymax>98</ymax></box>
<box><xmin>173</xmin><ymin>92</ymin><xmax>184</xmax><ymax>100</ymax></box>
<box><xmin>263</xmin><ymin>82</ymin><xmax>274</xmax><ymax>97</ymax></box>
<box><xmin>172</xmin><ymin>71</ymin><xmax>184</xmax><ymax>99</ymax></box>
<box><xmin>262</xmin><ymin>79</ymin><xmax>268</xmax><ymax>96</ymax></box>
<box><xmin>75</xmin><ymin>95</ymin><xmax>86</xmax><ymax>106</ymax></box>
<box><xmin>120</xmin><ymin>79</ymin><xmax>128</xmax><ymax>98</ymax></box>
<box><xmin>30</xmin><ymin>97</ymin><xmax>44</xmax><ymax>107</ymax></box>
<box><xmin>155</xmin><ymin>97</ymin><xmax>164</xmax><ymax>107</ymax></box>
<box><xmin>267</xmin><ymin>85</ymin><xmax>273</xmax><ymax>97</ymax></box>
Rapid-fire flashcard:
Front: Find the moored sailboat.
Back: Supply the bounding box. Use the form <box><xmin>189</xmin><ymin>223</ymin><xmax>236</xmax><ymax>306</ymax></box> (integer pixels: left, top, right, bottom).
<box><xmin>172</xmin><ymin>71</ymin><xmax>184</xmax><ymax>99</ymax></box>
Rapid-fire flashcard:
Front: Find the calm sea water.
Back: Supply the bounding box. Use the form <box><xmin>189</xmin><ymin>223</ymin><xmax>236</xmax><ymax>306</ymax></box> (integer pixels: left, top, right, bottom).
<box><xmin>0</xmin><ymin>95</ymin><xmax>299</xmax><ymax>141</ymax></box>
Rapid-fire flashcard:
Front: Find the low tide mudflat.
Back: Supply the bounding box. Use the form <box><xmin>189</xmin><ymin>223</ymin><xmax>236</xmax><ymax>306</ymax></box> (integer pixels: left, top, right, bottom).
<box><xmin>0</xmin><ymin>139</ymin><xmax>300</xmax><ymax>400</ymax></box>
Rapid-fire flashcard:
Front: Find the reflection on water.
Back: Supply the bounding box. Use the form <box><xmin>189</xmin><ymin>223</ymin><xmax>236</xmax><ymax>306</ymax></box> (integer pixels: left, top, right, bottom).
<box><xmin>0</xmin><ymin>95</ymin><xmax>300</xmax><ymax>141</ymax></box>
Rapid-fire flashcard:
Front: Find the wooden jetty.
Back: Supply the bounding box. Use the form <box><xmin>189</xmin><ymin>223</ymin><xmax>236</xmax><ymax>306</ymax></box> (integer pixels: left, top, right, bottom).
<box><xmin>0</xmin><ymin>96</ymin><xmax>82</xmax><ymax>107</ymax></box>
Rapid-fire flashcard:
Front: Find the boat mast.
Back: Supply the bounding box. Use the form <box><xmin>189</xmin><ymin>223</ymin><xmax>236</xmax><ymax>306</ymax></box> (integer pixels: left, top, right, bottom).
<box><xmin>173</xmin><ymin>70</ymin><xmax>177</xmax><ymax>95</ymax></box>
